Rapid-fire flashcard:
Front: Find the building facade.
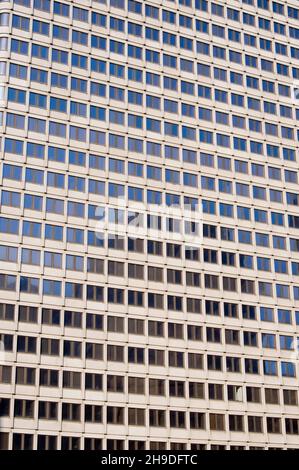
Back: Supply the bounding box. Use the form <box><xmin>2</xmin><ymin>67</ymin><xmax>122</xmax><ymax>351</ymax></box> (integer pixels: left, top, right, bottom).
<box><xmin>0</xmin><ymin>0</ymin><xmax>299</xmax><ymax>450</ymax></box>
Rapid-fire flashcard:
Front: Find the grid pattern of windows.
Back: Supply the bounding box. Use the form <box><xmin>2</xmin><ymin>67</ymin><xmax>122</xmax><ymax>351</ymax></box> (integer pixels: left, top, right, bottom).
<box><xmin>0</xmin><ymin>0</ymin><xmax>299</xmax><ymax>450</ymax></box>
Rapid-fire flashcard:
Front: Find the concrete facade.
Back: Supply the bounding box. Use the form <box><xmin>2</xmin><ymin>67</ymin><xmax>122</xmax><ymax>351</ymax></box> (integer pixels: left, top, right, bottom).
<box><xmin>0</xmin><ymin>0</ymin><xmax>299</xmax><ymax>450</ymax></box>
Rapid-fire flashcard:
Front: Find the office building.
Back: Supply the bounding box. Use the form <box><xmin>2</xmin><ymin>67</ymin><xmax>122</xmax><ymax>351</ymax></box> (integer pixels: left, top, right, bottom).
<box><xmin>0</xmin><ymin>0</ymin><xmax>299</xmax><ymax>450</ymax></box>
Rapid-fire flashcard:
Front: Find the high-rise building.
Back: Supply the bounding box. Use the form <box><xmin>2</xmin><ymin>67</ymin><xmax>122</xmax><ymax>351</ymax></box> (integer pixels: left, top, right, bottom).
<box><xmin>0</xmin><ymin>0</ymin><xmax>299</xmax><ymax>451</ymax></box>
